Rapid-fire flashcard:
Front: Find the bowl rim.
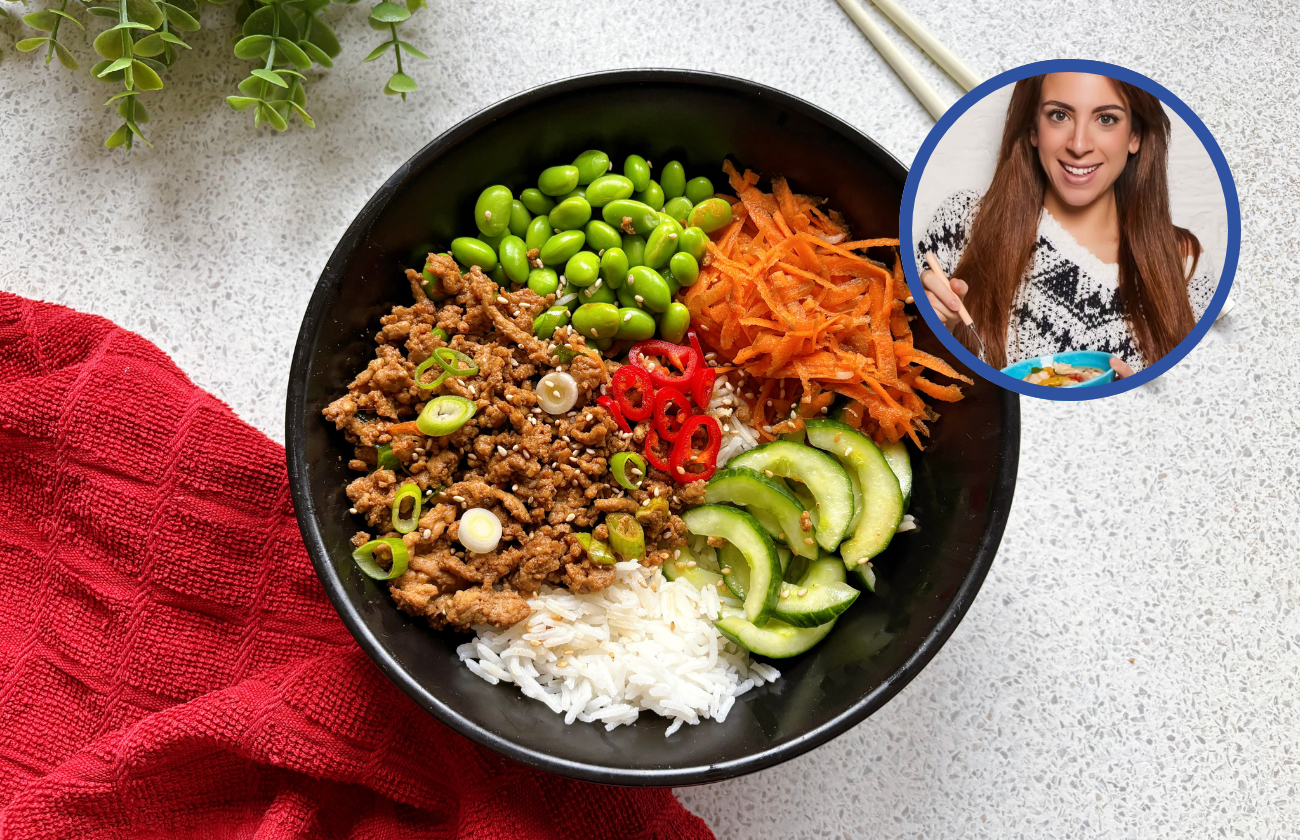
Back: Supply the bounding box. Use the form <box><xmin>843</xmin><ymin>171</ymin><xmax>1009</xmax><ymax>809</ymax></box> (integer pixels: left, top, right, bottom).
<box><xmin>286</xmin><ymin>68</ymin><xmax>1021</xmax><ymax>786</ymax></box>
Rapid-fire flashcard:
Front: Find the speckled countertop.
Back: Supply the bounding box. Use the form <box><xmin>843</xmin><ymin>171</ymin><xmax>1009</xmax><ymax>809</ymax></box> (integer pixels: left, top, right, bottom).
<box><xmin>3</xmin><ymin>0</ymin><xmax>1297</xmax><ymax>836</ymax></box>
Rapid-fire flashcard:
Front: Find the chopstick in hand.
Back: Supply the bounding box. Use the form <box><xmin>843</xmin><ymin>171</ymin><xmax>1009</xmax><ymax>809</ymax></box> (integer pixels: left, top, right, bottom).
<box><xmin>924</xmin><ymin>252</ymin><xmax>986</xmax><ymax>360</ymax></box>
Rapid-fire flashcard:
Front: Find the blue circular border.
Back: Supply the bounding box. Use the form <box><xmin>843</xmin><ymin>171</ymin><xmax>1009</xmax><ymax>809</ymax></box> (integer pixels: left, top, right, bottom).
<box><xmin>900</xmin><ymin>59</ymin><xmax>1240</xmax><ymax>401</ymax></box>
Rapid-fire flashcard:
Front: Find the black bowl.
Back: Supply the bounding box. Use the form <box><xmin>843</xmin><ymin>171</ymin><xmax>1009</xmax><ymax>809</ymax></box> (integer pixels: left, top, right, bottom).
<box><xmin>287</xmin><ymin>69</ymin><xmax>1019</xmax><ymax>786</ymax></box>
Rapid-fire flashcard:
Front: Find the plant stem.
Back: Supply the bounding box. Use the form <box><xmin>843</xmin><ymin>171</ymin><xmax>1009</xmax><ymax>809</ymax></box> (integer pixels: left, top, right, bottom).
<box><xmin>45</xmin><ymin>0</ymin><xmax>69</xmax><ymax>66</ymax></box>
<box><xmin>390</xmin><ymin>23</ymin><xmax>402</xmax><ymax>75</ymax></box>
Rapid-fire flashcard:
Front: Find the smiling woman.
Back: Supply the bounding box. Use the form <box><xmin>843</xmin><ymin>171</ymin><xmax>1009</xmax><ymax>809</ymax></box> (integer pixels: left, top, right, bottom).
<box><xmin>914</xmin><ymin>72</ymin><xmax>1220</xmax><ymax>376</ymax></box>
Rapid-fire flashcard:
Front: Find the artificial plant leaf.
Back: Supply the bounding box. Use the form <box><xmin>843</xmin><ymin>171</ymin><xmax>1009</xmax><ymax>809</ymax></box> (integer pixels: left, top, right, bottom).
<box><xmin>104</xmin><ymin>89</ymin><xmax>139</xmax><ymax>105</ymax></box>
<box><xmin>362</xmin><ymin>39</ymin><xmax>392</xmax><ymax>62</ymax></box>
<box><xmin>125</xmin><ymin>119</ymin><xmax>153</xmax><ymax>146</ymax></box>
<box><xmin>52</xmin><ymin>40</ymin><xmax>79</xmax><ymax>70</ymax></box>
<box><xmin>405</xmin><ymin>0</ymin><xmax>426</xmax><ymax>11</ymax></box>
<box><xmin>160</xmin><ymin>3</ymin><xmax>200</xmax><ymax>30</ymax></box>
<box><xmin>241</xmin><ymin>5</ymin><xmax>275</xmax><ymax>36</ymax></box>
<box><xmin>48</xmin><ymin>8</ymin><xmax>85</xmax><ymax>28</ymax></box>
<box><xmin>133</xmin><ymin>33</ymin><xmax>167</xmax><ymax>57</ymax></box>
<box><xmin>288</xmin><ymin>80</ymin><xmax>306</xmax><ymax>107</ymax></box>
<box><xmin>99</xmin><ymin>56</ymin><xmax>133</xmax><ymax>76</ymax></box>
<box><xmin>22</xmin><ymin>11</ymin><xmax>57</xmax><ymax>31</ymax></box>
<box><xmin>131</xmin><ymin>59</ymin><xmax>164</xmax><ymax>90</ymax></box>
<box><xmin>275</xmin><ymin>36</ymin><xmax>310</xmax><ymax>68</ymax></box>
<box><xmin>126</xmin><ymin>0</ymin><xmax>165</xmax><ymax>29</ymax></box>
<box><xmin>251</xmin><ymin>68</ymin><xmax>286</xmax><ymax>87</ymax></box>
<box><xmin>92</xmin><ymin>27</ymin><xmax>124</xmax><ymax>59</ymax></box>
<box><xmin>15</xmin><ymin>38</ymin><xmax>50</xmax><ymax>52</ymax></box>
<box><xmin>118</xmin><ymin>97</ymin><xmax>149</xmax><ymax>123</ymax></box>
<box><xmin>109</xmin><ymin>21</ymin><xmax>155</xmax><ymax>31</ymax></box>
<box><xmin>297</xmin><ymin>40</ymin><xmax>332</xmax><ymax>67</ymax></box>
<box><xmin>226</xmin><ymin>95</ymin><xmax>260</xmax><ymax>111</ymax></box>
<box><xmin>288</xmin><ymin>100</ymin><xmax>315</xmax><ymax>128</ymax></box>
<box><xmin>87</xmin><ymin>7</ymin><xmax>119</xmax><ymax>17</ymax></box>
<box><xmin>369</xmin><ymin>1</ymin><xmax>410</xmax><ymax>23</ymax></box>
<box><xmin>169</xmin><ymin>0</ymin><xmax>199</xmax><ymax>13</ymax></box>
<box><xmin>306</xmin><ymin>18</ymin><xmax>340</xmax><ymax>57</ymax></box>
<box><xmin>136</xmin><ymin>55</ymin><xmax>167</xmax><ymax>73</ymax></box>
<box><xmin>159</xmin><ymin>31</ymin><xmax>189</xmax><ymax>46</ymax></box>
<box><xmin>396</xmin><ymin>40</ymin><xmax>427</xmax><ymax>59</ymax></box>
<box><xmin>105</xmin><ymin>124</ymin><xmax>131</xmax><ymax>148</ymax></box>
<box><xmin>233</xmin><ymin>34</ymin><xmax>271</xmax><ymax>59</ymax></box>
<box><xmin>259</xmin><ymin>102</ymin><xmax>288</xmax><ymax>131</ymax></box>
<box><xmin>237</xmin><ymin>74</ymin><xmax>262</xmax><ymax>96</ymax></box>
<box><xmin>91</xmin><ymin>59</ymin><xmax>125</xmax><ymax>81</ymax></box>
<box><xmin>384</xmin><ymin>71</ymin><xmax>417</xmax><ymax>94</ymax></box>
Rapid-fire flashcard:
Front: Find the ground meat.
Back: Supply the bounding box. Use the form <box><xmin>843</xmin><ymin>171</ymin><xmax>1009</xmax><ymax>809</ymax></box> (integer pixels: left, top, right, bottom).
<box><xmin>324</xmin><ymin>261</ymin><xmax>706</xmax><ymax>632</ymax></box>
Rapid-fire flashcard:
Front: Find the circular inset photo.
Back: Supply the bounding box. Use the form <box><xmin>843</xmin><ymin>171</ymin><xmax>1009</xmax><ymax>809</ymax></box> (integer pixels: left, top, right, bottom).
<box><xmin>901</xmin><ymin>59</ymin><xmax>1238</xmax><ymax>399</ymax></box>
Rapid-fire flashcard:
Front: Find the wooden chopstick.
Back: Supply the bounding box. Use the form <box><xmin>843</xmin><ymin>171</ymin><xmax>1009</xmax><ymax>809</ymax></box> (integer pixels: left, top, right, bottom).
<box><xmin>869</xmin><ymin>0</ymin><xmax>982</xmax><ymax>91</ymax></box>
<box><xmin>835</xmin><ymin>0</ymin><xmax>947</xmax><ymax>120</ymax></box>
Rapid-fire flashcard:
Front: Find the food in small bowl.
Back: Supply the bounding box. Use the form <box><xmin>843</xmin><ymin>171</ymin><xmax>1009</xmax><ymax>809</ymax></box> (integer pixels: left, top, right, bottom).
<box><xmin>1002</xmin><ymin>350</ymin><xmax>1118</xmax><ymax>388</ymax></box>
<box><xmin>1023</xmin><ymin>361</ymin><xmax>1104</xmax><ymax>386</ymax></box>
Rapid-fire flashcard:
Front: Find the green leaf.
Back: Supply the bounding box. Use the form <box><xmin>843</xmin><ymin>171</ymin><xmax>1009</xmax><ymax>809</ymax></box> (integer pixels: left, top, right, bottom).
<box><xmin>226</xmin><ymin>95</ymin><xmax>260</xmax><ymax>111</ymax></box>
<box><xmin>134</xmin><ymin>33</ymin><xmax>167</xmax><ymax>57</ymax></box>
<box><xmin>363</xmin><ymin>39</ymin><xmax>392</xmax><ymax>62</ymax></box>
<box><xmin>405</xmin><ymin>0</ymin><xmax>426</xmax><ymax>11</ymax></box>
<box><xmin>15</xmin><ymin>38</ymin><xmax>50</xmax><ymax>53</ymax></box>
<box><xmin>251</xmin><ymin>68</ymin><xmax>286</xmax><ymax>87</ymax></box>
<box><xmin>161</xmin><ymin>3</ymin><xmax>201</xmax><ymax>31</ymax></box>
<box><xmin>259</xmin><ymin>102</ymin><xmax>288</xmax><ymax>131</ymax></box>
<box><xmin>275</xmin><ymin>36</ymin><xmax>310</xmax><ymax>68</ymax></box>
<box><xmin>159</xmin><ymin>31</ymin><xmax>190</xmax><ymax>47</ymax></box>
<box><xmin>127</xmin><ymin>0</ymin><xmax>166</xmax><ymax>29</ymax></box>
<box><xmin>237</xmin><ymin>75</ymin><xmax>262</xmax><ymax>96</ymax></box>
<box><xmin>242</xmin><ymin>5</ymin><xmax>274</xmax><ymax>35</ymax></box>
<box><xmin>105</xmin><ymin>124</ymin><xmax>131</xmax><ymax>148</ymax></box>
<box><xmin>87</xmin><ymin>7</ymin><xmax>119</xmax><ymax>17</ymax></box>
<box><xmin>396</xmin><ymin>40</ymin><xmax>428</xmax><ymax>60</ymax></box>
<box><xmin>104</xmin><ymin>90</ymin><xmax>140</xmax><ymax>105</ymax></box>
<box><xmin>110</xmin><ymin>21</ymin><xmax>155</xmax><ymax>31</ymax></box>
<box><xmin>297</xmin><ymin>39</ymin><xmax>332</xmax><ymax>67</ymax></box>
<box><xmin>288</xmin><ymin>80</ymin><xmax>306</xmax><ymax>108</ymax></box>
<box><xmin>49</xmin><ymin>9</ymin><xmax>85</xmax><ymax>29</ymax></box>
<box><xmin>93</xmin><ymin>28</ymin><xmax>125</xmax><ymax>59</ymax></box>
<box><xmin>306</xmin><ymin>19</ymin><xmax>340</xmax><ymax>57</ymax></box>
<box><xmin>288</xmin><ymin>100</ymin><xmax>315</xmax><ymax>128</ymax></box>
<box><xmin>132</xmin><ymin>59</ymin><xmax>164</xmax><ymax>90</ymax></box>
<box><xmin>137</xmin><ymin>56</ymin><xmax>167</xmax><ymax>74</ymax></box>
<box><xmin>22</xmin><ymin>11</ymin><xmax>57</xmax><ymax>31</ymax></box>
<box><xmin>369</xmin><ymin>1</ymin><xmax>410</xmax><ymax>23</ymax></box>
<box><xmin>118</xmin><ymin>97</ymin><xmax>148</xmax><ymax>123</ymax></box>
<box><xmin>99</xmin><ymin>56</ymin><xmax>133</xmax><ymax>76</ymax></box>
<box><xmin>125</xmin><ymin>119</ymin><xmax>153</xmax><ymax>146</ymax></box>
<box><xmin>233</xmin><ymin>34</ymin><xmax>271</xmax><ymax>59</ymax></box>
<box><xmin>169</xmin><ymin>0</ymin><xmax>200</xmax><ymax>13</ymax></box>
<box><xmin>91</xmin><ymin>59</ymin><xmax>125</xmax><ymax>81</ymax></box>
<box><xmin>52</xmin><ymin>41</ymin><xmax>78</xmax><ymax>70</ymax></box>
<box><xmin>384</xmin><ymin>71</ymin><xmax>417</xmax><ymax>94</ymax></box>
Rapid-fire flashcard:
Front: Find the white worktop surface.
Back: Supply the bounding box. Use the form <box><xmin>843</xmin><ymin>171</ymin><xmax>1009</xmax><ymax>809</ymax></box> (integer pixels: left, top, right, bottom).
<box><xmin>3</xmin><ymin>0</ymin><xmax>1297</xmax><ymax>836</ymax></box>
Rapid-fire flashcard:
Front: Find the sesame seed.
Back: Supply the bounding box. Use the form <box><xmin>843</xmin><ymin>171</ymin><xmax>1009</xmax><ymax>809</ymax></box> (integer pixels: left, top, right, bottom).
<box><xmin>797</xmin><ymin>588</ymin><xmax>808</xmax><ymax>597</ymax></box>
<box><xmin>634</xmin><ymin>295</ymin><xmax>644</xmax><ymax>303</ymax></box>
<box><xmin>780</xmin><ymin>590</ymin><xmax>791</xmax><ymax>599</ymax></box>
<box><xmin>512</xmin><ymin>484</ymin><xmax>519</xmax><ymax>491</ymax></box>
<box><xmin>556</xmin><ymin>661</ymin><xmax>567</xmax><ymax>668</ymax></box>
<box><xmin>686</xmin><ymin>560</ymin><xmax>697</xmax><ymax>568</ymax></box>
<box><xmin>563</xmin><ymin>649</ymin><xmax>574</xmax><ymax>655</ymax></box>
<box><xmin>497</xmin><ymin>446</ymin><xmax>508</xmax><ymax>456</ymax></box>
<box><xmin>856</xmin><ymin>557</ymin><xmax>869</xmax><ymax>565</ymax></box>
<box><xmin>675</xmin><ymin>561</ymin><xmax>687</xmax><ymax>569</ymax></box>
<box><xmin>453</xmin><ymin>495</ymin><xmax>466</xmax><ymax>502</ymax></box>
<box><xmin>721</xmin><ymin>567</ymin><xmax>732</xmax><ymax>575</ymax></box>
<box><xmin>530</xmin><ymin>639</ymin><xmax>541</xmax><ymax>646</ymax></box>
<box><xmin>592</xmin><ymin>328</ymin><xmax>599</xmax><ymax>337</ymax></box>
<box><xmin>668</xmin><ymin>232</ymin><xmax>677</xmax><ymax>239</ymax></box>
<box><xmin>496</xmin><ymin>296</ymin><xmax>508</xmax><ymax>304</ymax></box>
<box><xmin>676</xmin><ymin>466</ymin><xmax>685</xmax><ymax>474</ymax></box>
<box><xmin>628</xmin><ymin>275</ymin><xmax>635</xmax><ymax>284</ymax></box>
<box><xmin>673</xmin><ymin>549</ymin><xmax>681</xmax><ymax>558</ymax></box>
<box><xmin>484</xmin><ymin>210</ymin><xmax>492</xmax><ymax>220</ymax></box>
<box><xmin>348</xmin><ymin>507</ymin><xmax>358</xmax><ymax>514</ymax></box>
<box><xmin>804</xmin><ymin>538</ymin><xmax>815</xmax><ymax>545</ymax></box>
<box><xmin>565</xmin><ymin>513</ymin><xmax>576</xmax><ymax>522</ymax></box>
<box><xmin>764</xmin><ymin>470</ymin><xmax>774</xmax><ymax>477</ymax></box>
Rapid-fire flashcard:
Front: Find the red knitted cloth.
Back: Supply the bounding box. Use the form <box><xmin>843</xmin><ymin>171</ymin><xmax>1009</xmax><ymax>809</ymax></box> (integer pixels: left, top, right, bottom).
<box><xmin>0</xmin><ymin>292</ymin><xmax>713</xmax><ymax>840</ymax></box>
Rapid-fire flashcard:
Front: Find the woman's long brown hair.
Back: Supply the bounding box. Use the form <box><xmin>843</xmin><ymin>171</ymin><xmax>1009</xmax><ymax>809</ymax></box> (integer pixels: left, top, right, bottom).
<box><xmin>955</xmin><ymin>75</ymin><xmax>1201</xmax><ymax>368</ymax></box>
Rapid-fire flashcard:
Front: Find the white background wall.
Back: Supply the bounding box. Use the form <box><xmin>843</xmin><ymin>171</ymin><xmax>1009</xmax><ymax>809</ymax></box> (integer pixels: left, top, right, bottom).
<box><xmin>912</xmin><ymin>83</ymin><xmax>1230</xmax><ymax>281</ymax></box>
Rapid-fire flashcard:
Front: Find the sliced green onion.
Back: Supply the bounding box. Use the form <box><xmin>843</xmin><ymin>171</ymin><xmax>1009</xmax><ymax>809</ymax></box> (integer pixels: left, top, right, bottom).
<box><xmin>376</xmin><ymin>443</ymin><xmax>401</xmax><ymax>471</ymax></box>
<box><xmin>610</xmin><ymin>452</ymin><xmax>646</xmax><ymax>490</ymax></box>
<box><xmin>635</xmin><ymin>496</ymin><xmax>669</xmax><ymax>527</ymax></box>
<box><xmin>606</xmin><ymin>513</ymin><xmax>645</xmax><ymax>562</ymax></box>
<box><xmin>414</xmin><ymin>347</ymin><xmax>479</xmax><ymax>392</ymax></box>
<box><xmin>352</xmin><ymin>537</ymin><xmax>409</xmax><ymax>580</ymax></box>
<box><xmin>574</xmin><ymin>532</ymin><xmax>617</xmax><ymax>565</ymax></box>
<box><xmin>415</xmin><ymin>395</ymin><xmax>477</xmax><ymax>436</ymax></box>
<box><xmin>391</xmin><ymin>482</ymin><xmax>423</xmax><ymax>534</ymax></box>
<box><xmin>459</xmin><ymin>507</ymin><xmax>502</xmax><ymax>554</ymax></box>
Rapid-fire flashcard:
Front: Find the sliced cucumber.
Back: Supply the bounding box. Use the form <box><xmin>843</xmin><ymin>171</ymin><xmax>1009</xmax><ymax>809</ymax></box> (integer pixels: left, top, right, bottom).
<box><xmin>719</xmin><ymin>543</ymin><xmax>748</xmax><ymax>600</ymax></box>
<box><xmin>704</xmin><ymin>467</ymin><xmax>817</xmax><ymax>559</ymax></box>
<box><xmin>730</xmin><ymin>441</ymin><xmax>854</xmax><ymax>551</ymax></box>
<box><xmin>804</xmin><ymin>419</ymin><xmax>904</xmax><ymax>577</ymax></box>
<box><xmin>715</xmin><ymin>614</ymin><xmax>835</xmax><ymax>659</ymax></box>
<box><xmin>774</xmin><ymin>556</ymin><xmax>858</xmax><ymax>627</ymax></box>
<box><xmin>682</xmin><ymin>505</ymin><xmax>782</xmax><ymax>625</ymax></box>
<box><xmin>661</xmin><ymin>544</ymin><xmax>727</xmax><ymax>591</ymax></box>
<box><xmin>881</xmin><ymin>439</ymin><xmax>912</xmax><ymax>506</ymax></box>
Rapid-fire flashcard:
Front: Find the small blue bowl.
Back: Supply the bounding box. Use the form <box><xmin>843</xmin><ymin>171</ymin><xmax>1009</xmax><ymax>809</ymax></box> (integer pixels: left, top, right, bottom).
<box><xmin>1002</xmin><ymin>350</ymin><xmax>1117</xmax><ymax>388</ymax></box>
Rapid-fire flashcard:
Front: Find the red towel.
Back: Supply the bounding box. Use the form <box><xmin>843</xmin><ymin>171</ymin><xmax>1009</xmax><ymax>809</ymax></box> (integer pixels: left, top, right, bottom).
<box><xmin>0</xmin><ymin>292</ymin><xmax>713</xmax><ymax>840</ymax></box>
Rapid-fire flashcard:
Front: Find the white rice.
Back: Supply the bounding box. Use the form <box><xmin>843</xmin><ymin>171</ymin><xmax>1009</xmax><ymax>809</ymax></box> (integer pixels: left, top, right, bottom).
<box><xmin>707</xmin><ymin>373</ymin><xmax>761</xmax><ymax>466</ymax></box>
<box><xmin>457</xmin><ymin>561</ymin><xmax>780</xmax><ymax>736</ymax></box>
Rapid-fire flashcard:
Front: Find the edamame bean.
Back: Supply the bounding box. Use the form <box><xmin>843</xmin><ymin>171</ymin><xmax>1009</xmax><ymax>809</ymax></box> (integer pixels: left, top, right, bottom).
<box><xmin>688</xmin><ymin>198</ymin><xmax>733</xmax><ymax>233</ymax></box>
<box><xmin>592</xmin><ymin>336</ymin><xmax>614</xmax><ymax>351</ymax></box>
<box><xmin>489</xmin><ymin>265</ymin><xmax>509</xmax><ymax>285</ymax></box>
<box><xmin>572</xmin><ymin>149</ymin><xmax>610</xmax><ymax>184</ymax></box>
<box><xmin>663</xmin><ymin>196</ymin><xmax>693</xmax><ymax>226</ymax></box>
<box><xmin>478</xmin><ymin>230</ymin><xmax>507</xmax><ymax>253</ymax></box>
<box><xmin>508</xmin><ymin>200</ymin><xmax>532</xmax><ymax>237</ymax></box>
<box><xmin>525</xmin><ymin>215</ymin><xmax>553</xmax><ymax>252</ymax></box>
<box><xmin>549</xmin><ymin>196</ymin><xmax>592</xmax><ymax>231</ymax></box>
<box><xmin>565</xmin><ymin>251</ymin><xmax>601</xmax><ymax>287</ymax></box>
<box><xmin>498</xmin><ymin>235</ymin><xmax>529</xmax><ymax>285</ymax></box>
<box><xmin>623</xmin><ymin>154</ymin><xmax>651</xmax><ymax>192</ymax></box>
<box><xmin>601</xmin><ymin>199</ymin><xmax>661</xmax><ymax>235</ymax></box>
<box><xmin>571</xmin><ymin>302</ymin><xmax>620</xmax><ymax>340</ymax></box>
<box><xmin>533</xmin><ymin>306</ymin><xmax>570</xmax><ymax>339</ymax></box>
<box><xmin>684</xmin><ymin>176</ymin><xmax>715</xmax><ymax>205</ymax></box>
<box><xmin>538</xmin><ymin>229</ymin><xmax>586</xmax><ymax>265</ymax></box>
<box><xmin>559</xmin><ymin>186</ymin><xmax>586</xmax><ymax>202</ymax></box>
<box><xmin>600</xmin><ymin>248</ymin><xmax>629</xmax><ymax>289</ymax></box>
<box><xmin>474</xmin><ymin>185</ymin><xmax>513</xmax><ymax>237</ymax></box>
<box><xmin>584</xmin><ymin>220</ymin><xmax>623</xmax><ymax>253</ymax></box>
<box><xmin>660</xmin><ymin>302</ymin><xmax>691</xmax><ymax>343</ymax></box>
<box><xmin>519</xmin><ymin>188</ymin><xmax>555</xmax><ymax>216</ymax></box>
<box><xmin>527</xmin><ymin>267</ymin><xmax>559</xmax><ymax>297</ymax></box>
<box><xmin>585</xmin><ymin>174</ymin><xmax>635</xmax><ymax>208</ymax></box>
<box><xmin>643</xmin><ymin>212</ymin><xmax>682</xmax><ymax>269</ymax></box>
<box><xmin>662</xmin><ymin>267</ymin><xmax>680</xmax><ymax>297</ymax></box>
<box><xmin>634</xmin><ymin>179</ymin><xmax>665</xmax><ymax>211</ymax></box>
<box><xmin>538</xmin><ymin>165</ymin><xmax>580</xmax><ymax>196</ymax></box>
<box><xmin>660</xmin><ymin>160</ymin><xmax>686</xmax><ymax>200</ymax></box>
<box><xmin>616</xmin><ymin>307</ymin><xmax>656</xmax><ymax>341</ymax></box>
<box><xmin>678</xmin><ymin>226</ymin><xmax>709</xmax><ymax>261</ymax></box>
<box><xmin>626</xmin><ymin>265</ymin><xmax>671</xmax><ymax>313</ymax></box>
<box><xmin>622</xmin><ymin>234</ymin><xmax>646</xmax><ymax>267</ymax></box>
<box><xmin>669</xmin><ymin>251</ymin><xmax>700</xmax><ymax>286</ymax></box>
<box><xmin>578</xmin><ymin>280</ymin><xmax>617</xmax><ymax>305</ymax></box>
<box><xmin>451</xmin><ymin>237</ymin><xmax>498</xmax><ymax>271</ymax></box>
<box><xmin>616</xmin><ymin>283</ymin><xmax>640</xmax><ymax>309</ymax></box>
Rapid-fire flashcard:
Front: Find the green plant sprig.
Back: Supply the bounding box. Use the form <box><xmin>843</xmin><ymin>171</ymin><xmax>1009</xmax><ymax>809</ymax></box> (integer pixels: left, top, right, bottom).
<box><xmin>6</xmin><ymin>0</ymin><xmax>429</xmax><ymax>149</ymax></box>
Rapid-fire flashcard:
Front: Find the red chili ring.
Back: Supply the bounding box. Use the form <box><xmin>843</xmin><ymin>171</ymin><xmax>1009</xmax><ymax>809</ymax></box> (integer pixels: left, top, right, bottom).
<box><xmin>668</xmin><ymin>414</ymin><xmax>722</xmax><ymax>483</ymax></box>
<box><xmin>628</xmin><ymin>339</ymin><xmax>702</xmax><ymax>392</ymax></box>
<box><xmin>643</xmin><ymin>428</ymin><xmax>673</xmax><ymax>472</ymax></box>
<box><xmin>653</xmin><ymin>387</ymin><xmax>692</xmax><ymax>442</ymax></box>
<box><xmin>610</xmin><ymin>364</ymin><xmax>654</xmax><ymax>422</ymax></box>
<box><xmin>596</xmin><ymin>395</ymin><xmax>631</xmax><ymax>433</ymax></box>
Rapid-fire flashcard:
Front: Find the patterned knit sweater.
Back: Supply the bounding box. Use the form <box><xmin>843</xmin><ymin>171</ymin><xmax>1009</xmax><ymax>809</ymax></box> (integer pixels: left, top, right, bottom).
<box><xmin>916</xmin><ymin>190</ymin><xmax>1217</xmax><ymax>370</ymax></box>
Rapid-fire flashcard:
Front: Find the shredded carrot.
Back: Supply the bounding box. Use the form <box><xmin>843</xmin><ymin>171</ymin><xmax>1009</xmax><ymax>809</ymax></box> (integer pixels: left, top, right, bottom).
<box><xmin>683</xmin><ymin>164</ymin><xmax>970</xmax><ymax>446</ymax></box>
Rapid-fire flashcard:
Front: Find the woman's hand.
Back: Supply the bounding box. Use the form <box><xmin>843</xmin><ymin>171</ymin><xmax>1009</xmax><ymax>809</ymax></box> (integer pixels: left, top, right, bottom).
<box><xmin>919</xmin><ymin>254</ymin><xmax>969</xmax><ymax>331</ymax></box>
<box><xmin>1109</xmin><ymin>356</ymin><xmax>1134</xmax><ymax>378</ymax></box>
